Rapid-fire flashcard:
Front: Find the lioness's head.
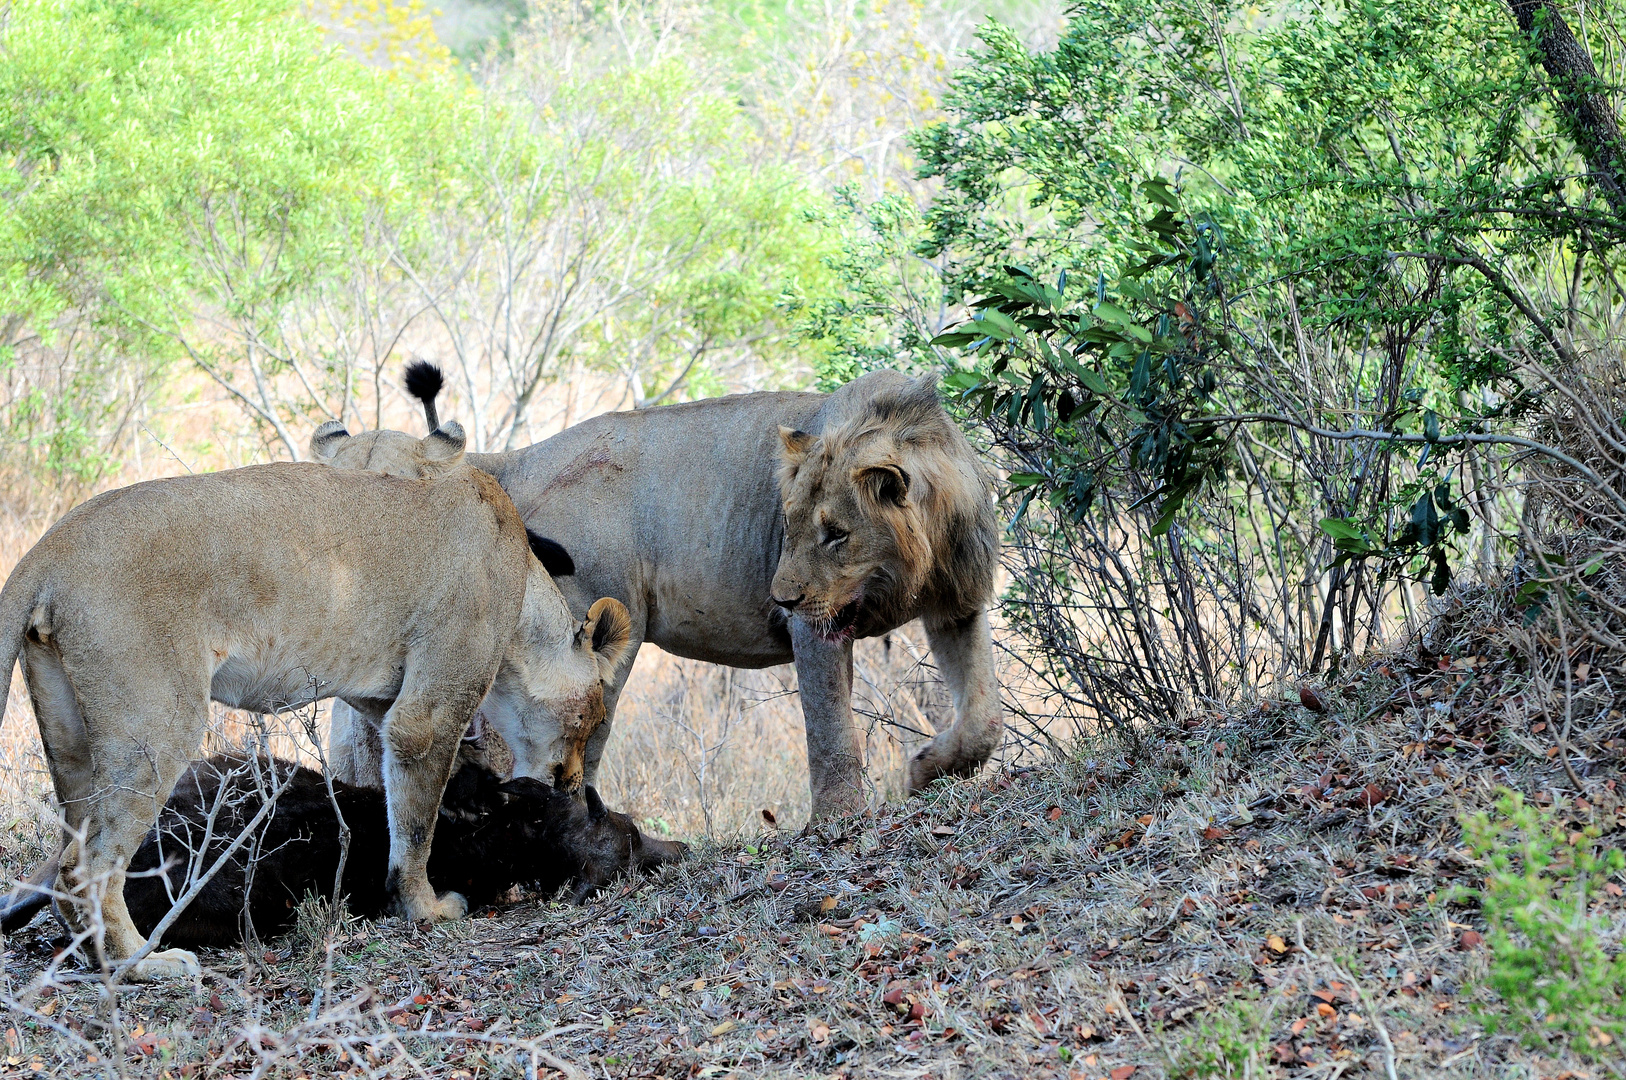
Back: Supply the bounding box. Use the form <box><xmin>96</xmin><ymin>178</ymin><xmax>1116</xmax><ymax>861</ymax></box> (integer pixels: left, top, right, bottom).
<box><xmin>475</xmin><ymin>591</ymin><xmax>632</xmax><ymax>793</ymax></box>
<box><xmin>308</xmin><ymin>420</ymin><xmax>467</xmax><ymax>478</ymax></box>
<box><xmin>771</xmin><ymin>375</ymin><xmax>989</xmax><ymax>641</ymax></box>
<box><xmin>308</xmin><ymin>361</ymin><xmax>465</xmax><ymax>478</ymax></box>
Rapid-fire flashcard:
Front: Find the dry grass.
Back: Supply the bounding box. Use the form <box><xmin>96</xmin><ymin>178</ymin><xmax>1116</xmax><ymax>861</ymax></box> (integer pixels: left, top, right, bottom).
<box><xmin>4</xmin><ymin>568</ymin><xmax>1624</xmax><ymax>1078</ymax></box>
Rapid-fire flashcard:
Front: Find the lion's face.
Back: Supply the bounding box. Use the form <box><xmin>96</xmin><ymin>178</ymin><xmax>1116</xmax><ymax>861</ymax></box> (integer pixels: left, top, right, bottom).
<box><xmin>473</xmin><ymin>587</ymin><xmax>631</xmax><ymax>793</ymax></box>
<box><xmin>770</xmin><ymin>425</ymin><xmax>931</xmax><ymax>642</ymax></box>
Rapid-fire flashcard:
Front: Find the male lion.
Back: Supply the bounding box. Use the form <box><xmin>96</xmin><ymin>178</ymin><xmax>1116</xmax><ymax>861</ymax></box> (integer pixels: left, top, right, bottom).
<box><xmin>322</xmin><ymin>369</ymin><xmax>1000</xmax><ymax>819</ymax></box>
<box><xmin>0</xmin><ymin>427</ymin><xmax>628</xmax><ymax>979</ymax></box>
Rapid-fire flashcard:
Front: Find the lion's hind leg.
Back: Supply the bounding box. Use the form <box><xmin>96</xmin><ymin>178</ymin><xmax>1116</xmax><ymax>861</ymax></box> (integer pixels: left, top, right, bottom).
<box><xmin>44</xmin><ymin>657</ymin><xmax>208</xmax><ymax>980</ymax></box>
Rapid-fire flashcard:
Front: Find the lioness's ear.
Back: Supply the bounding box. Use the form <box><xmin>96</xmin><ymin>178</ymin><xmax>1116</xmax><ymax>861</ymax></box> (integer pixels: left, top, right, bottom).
<box><xmin>778</xmin><ymin>426</ymin><xmax>815</xmax><ymax>466</ymax></box>
<box><xmin>309</xmin><ymin>420</ymin><xmax>351</xmax><ymax>462</ymax></box>
<box><xmin>414</xmin><ymin>420</ymin><xmax>467</xmax><ymax>474</ymax></box>
<box><xmin>582</xmin><ymin>596</ymin><xmax>632</xmax><ymax>672</ymax></box>
<box><xmin>852</xmin><ymin>462</ymin><xmax>911</xmax><ymax>506</ymax></box>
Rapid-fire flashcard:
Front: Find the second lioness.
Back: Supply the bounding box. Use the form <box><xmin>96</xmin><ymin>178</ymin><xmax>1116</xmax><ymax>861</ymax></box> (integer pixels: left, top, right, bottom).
<box><xmin>0</xmin><ymin>429</ymin><xmax>629</xmax><ymax>979</ymax></box>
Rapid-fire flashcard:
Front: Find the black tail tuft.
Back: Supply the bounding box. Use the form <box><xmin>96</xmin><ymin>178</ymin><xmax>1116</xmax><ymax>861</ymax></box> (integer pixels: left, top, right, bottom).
<box><xmin>527</xmin><ymin>531</ymin><xmax>576</xmax><ymax>577</ymax></box>
<box><xmin>403</xmin><ymin>360</ymin><xmax>444</xmax><ymax>432</ymax></box>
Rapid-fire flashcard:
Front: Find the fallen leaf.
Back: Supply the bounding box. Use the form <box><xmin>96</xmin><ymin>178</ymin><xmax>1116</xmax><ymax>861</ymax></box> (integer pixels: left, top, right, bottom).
<box><xmin>1300</xmin><ymin>685</ymin><xmax>1327</xmax><ymax>713</ymax></box>
<box><xmin>1459</xmin><ymin>930</ymin><xmax>1484</xmax><ymax>949</ymax></box>
<box><xmin>761</xmin><ymin>808</ymin><xmax>778</xmax><ymax>826</ymax></box>
<box><xmin>658</xmin><ymin>984</ymin><xmax>672</xmax><ymax>999</ymax></box>
<box><xmin>931</xmin><ymin>825</ymin><xmax>956</xmax><ymax>837</ymax></box>
<box><xmin>1266</xmin><ymin>934</ymin><xmax>1288</xmax><ymax>954</ymax></box>
<box><xmin>1201</xmin><ymin>825</ymin><xmax>1230</xmax><ymax>841</ymax></box>
<box><xmin>1110</xmin><ymin>1067</ymin><xmax>1137</xmax><ymax>1080</ymax></box>
<box><xmin>1047</xmin><ymin>805</ymin><xmax>1063</xmax><ymax>821</ymax></box>
<box><xmin>1290</xmin><ymin>1017</ymin><xmax>1309</xmax><ymax>1034</ymax></box>
<box><xmin>1136</xmin><ymin>813</ymin><xmax>1155</xmax><ymax>826</ymax></box>
<box><xmin>691</xmin><ymin>978</ymin><xmax>707</xmax><ymax>993</ymax></box>
<box><xmin>1357</xmin><ymin>784</ymin><xmax>1390</xmax><ymax>809</ymax></box>
<box><xmin>710</xmin><ymin>1020</ymin><xmax>737</xmax><ymax>1037</ymax></box>
<box><xmin>810</xmin><ymin>1023</ymin><xmax>830</xmax><ymax>1044</ymax></box>
<box><xmin>819</xmin><ymin>896</ymin><xmax>839</xmax><ymax>913</ymax></box>
<box><xmin>1316</xmin><ymin>1003</ymin><xmax>1336</xmax><ymax>1019</ymax></box>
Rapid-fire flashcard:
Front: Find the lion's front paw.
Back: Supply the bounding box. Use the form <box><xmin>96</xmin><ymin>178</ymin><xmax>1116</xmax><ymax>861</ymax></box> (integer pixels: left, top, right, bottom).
<box><xmin>907</xmin><ymin>734</ymin><xmax>981</xmax><ymax>794</ymax></box>
<box><xmin>125</xmin><ymin>948</ymin><xmax>202</xmax><ymax>982</ymax></box>
<box><xmin>432</xmin><ymin>891</ymin><xmax>468</xmax><ymax>921</ymax></box>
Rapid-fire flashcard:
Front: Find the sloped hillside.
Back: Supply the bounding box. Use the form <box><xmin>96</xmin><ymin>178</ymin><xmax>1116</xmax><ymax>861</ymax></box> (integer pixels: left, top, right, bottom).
<box><xmin>4</xmin><ymin>576</ymin><xmax>1620</xmax><ymax>1078</ymax></box>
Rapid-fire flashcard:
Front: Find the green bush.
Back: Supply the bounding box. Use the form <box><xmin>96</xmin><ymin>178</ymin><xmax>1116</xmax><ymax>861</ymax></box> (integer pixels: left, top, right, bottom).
<box><xmin>1163</xmin><ymin>991</ymin><xmax>1271</xmax><ymax>1078</ymax></box>
<box><xmin>1462</xmin><ymin>792</ymin><xmax>1626</xmax><ymax>1056</ymax></box>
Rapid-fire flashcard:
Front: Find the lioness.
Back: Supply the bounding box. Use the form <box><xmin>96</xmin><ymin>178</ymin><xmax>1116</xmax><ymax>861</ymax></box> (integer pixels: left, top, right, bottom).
<box><xmin>0</xmin><ymin>429</ymin><xmax>628</xmax><ymax>978</ymax></box>
<box><xmin>321</xmin><ymin>370</ymin><xmax>1000</xmax><ymax>819</ymax></box>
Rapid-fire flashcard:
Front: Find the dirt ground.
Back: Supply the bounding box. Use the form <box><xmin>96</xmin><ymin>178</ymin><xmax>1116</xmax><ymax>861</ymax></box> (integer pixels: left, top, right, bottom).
<box><xmin>4</xmin><ymin>609</ymin><xmax>1620</xmax><ymax>1079</ymax></box>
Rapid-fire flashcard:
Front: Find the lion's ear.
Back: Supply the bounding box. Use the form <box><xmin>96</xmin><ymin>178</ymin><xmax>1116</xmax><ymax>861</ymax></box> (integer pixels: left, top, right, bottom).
<box><xmin>582</xmin><ymin>597</ymin><xmax>632</xmax><ymax>672</ymax></box>
<box><xmin>414</xmin><ymin>420</ymin><xmax>467</xmax><ymax>475</ymax></box>
<box><xmin>778</xmin><ymin>426</ymin><xmax>815</xmax><ymax>467</ymax></box>
<box><xmin>309</xmin><ymin>420</ymin><xmax>351</xmax><ymax>462</ymax></box>
<box><xmin>852</xmin><ymin>462</ymin><xmax>911</xmax><ymax>507</ymax></box>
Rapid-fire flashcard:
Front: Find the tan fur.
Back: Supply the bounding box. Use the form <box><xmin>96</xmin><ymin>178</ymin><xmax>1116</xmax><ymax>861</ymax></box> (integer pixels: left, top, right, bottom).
<box><xmin>319</xmin><ymin>370</ymin><xmax>1004</xmax><ymax>818</ymax></box>
<box><xmin>312</xmin><ymin>425</ymin><xmax>632</xmax><ymax>796</ymax></box>
<box><xmin>0</xmin><ymin>450</ymin><xmax>628</xmax><ymax>981</ymax></box>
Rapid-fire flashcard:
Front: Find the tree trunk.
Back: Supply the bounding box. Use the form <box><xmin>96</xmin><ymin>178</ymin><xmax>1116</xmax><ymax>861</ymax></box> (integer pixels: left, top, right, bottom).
<box><xmin>1506</xmin><ymin>0</ymin><xmax>1626</xmax><ymax>216</ymax></box>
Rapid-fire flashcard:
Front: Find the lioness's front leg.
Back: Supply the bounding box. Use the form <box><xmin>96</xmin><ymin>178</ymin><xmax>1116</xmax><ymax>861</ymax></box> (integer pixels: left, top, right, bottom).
<box><xmin>909</xmin><ymin>609</ymin><xmax>1003</xmax><ymax>792</ymax></box>
<box><xmin>791</xmin><ymin>621</ymin><xmax>866</xmax><ymax>819</ymax></box>
<box><xmin>380</xmin><ymin>695</ymin><xmax>475</xmax><ymax>921</ymax></box>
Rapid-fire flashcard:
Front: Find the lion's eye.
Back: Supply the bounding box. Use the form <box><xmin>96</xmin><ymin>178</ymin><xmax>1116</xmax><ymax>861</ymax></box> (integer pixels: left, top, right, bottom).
<box><xmin>823</xmin><ymin>527</ymin><xmax>848</xmax><ymax>547</ymax></box>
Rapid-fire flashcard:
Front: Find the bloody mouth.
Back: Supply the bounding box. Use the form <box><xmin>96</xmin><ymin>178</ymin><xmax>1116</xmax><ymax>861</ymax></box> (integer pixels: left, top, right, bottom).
<box><xmin>819</xmin><ymin>597</ymin><xmax>862</xmax><ymax>642</ymax></box>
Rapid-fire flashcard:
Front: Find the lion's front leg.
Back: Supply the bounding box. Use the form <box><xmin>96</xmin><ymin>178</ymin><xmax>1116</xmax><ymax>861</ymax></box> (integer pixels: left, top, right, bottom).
<box><xmin>910</xmin><ymin>609</ymin><xmax>1003</xmax><ymax>793</ymax></box>
<box><xmin>380</xmin><ymin>696</ymin><xmax>472</xmax><ymax>922</ymax></box>
<box><xmin>791</xmin><ymin>621</ymin><xmax>866</xmax><ymax>819</ymax></box>
<box><xmin>330</xmin><ymin>699</ymin><xmax>387</xmax><ymax>790</ymax></box>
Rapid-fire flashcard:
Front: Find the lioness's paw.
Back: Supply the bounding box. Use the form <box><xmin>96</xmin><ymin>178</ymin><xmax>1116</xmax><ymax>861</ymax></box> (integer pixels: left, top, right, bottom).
<box><xmin>432</xmin><ymin>891</ymin><xmax>468</xmax><ymax>921</ymax></box>
<box><xmin>126</xmin><ymin>948</ymin><xmax>202</xmax><ymax>982</ymax></box>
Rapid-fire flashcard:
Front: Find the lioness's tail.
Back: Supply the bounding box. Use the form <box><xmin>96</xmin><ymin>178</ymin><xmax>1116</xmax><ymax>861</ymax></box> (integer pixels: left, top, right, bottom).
<box><xmin>0</xmin><ymin>555</ymin><xmax>44</xmax><ymax>725</ymax></box>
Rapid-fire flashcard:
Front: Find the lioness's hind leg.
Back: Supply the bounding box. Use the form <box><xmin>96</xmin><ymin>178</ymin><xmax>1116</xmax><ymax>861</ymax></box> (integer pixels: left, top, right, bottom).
<box><xmin>54</xmin><ymin>673</ymin><xmax>208</xmax><ymax>979</ymax></box>
<box><xmin>23</xmin><ymin>640</ymin><xmax>96</xmax><ymax>836</ymax></box>
<box><xmin>381</xmin><ymin>693</ymin><xmax>478</xmax><ymax>922</ymax></box>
